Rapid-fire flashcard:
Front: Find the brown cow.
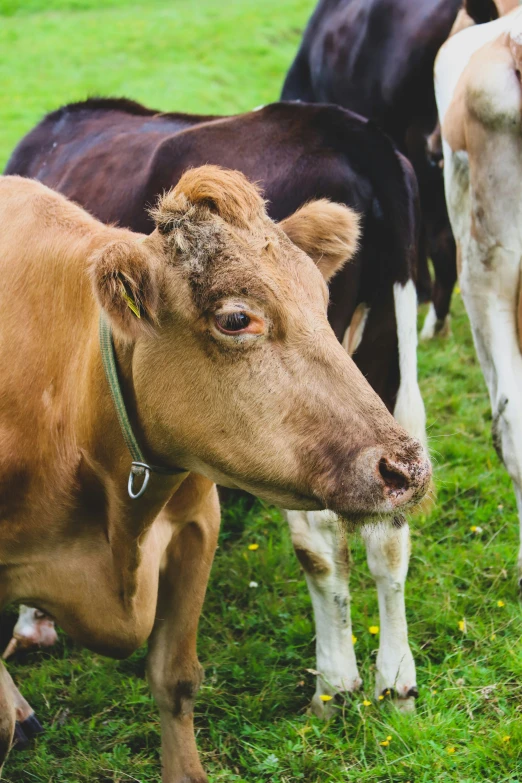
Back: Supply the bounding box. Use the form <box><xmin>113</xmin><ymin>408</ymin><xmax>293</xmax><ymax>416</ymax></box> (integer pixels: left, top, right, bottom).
<box><xmin>0</xmin><ymin>168</ymin><xmax>430</xmax><ymax>781</ymax></box>
<box><xmin>4</xmin><ymin>97</ymin><xmax>429</xmax><ymax>711</ymax></box>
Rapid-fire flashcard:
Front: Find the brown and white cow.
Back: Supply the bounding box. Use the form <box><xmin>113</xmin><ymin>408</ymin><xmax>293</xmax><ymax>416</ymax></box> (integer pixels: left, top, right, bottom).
<box><xmin>436</xmin><ymin>9</ymin><xmax>522</xmax><ymax>588</ymax></box>
<box><xmin>4</xmin><ymin>98</ymin><xmax>429</xmax><ymax>711</ymax></box>
<box><xmin>0</xmin><ymin>168</ymin><xmax>430</xmax><ymax>781</ymax></box>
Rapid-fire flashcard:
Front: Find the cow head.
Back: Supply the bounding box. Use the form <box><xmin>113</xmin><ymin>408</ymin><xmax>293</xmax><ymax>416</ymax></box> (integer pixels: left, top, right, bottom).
<box><xmin>91</xmin><ymin>165</ymin><xmax>431</xmax><ymax>520</ymax></box>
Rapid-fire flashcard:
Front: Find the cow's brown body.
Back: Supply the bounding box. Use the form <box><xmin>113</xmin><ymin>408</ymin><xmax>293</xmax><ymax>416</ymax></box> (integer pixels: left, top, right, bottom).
<box><xmin>4</xmin><ymin>97</ymin><xmax>430</xmax><ymax>712</ymax></box>
<box><xmin>0</xmin><ymin>170</ymin><xmax>430</xmax><ymax>781</ymax></box>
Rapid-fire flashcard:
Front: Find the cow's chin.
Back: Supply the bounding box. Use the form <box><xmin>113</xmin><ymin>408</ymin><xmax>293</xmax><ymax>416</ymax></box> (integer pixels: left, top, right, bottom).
<box><xmin>187</xmin><ymin>460</ymin><xmax>422</xmax><ymax>522</ymax></box>
<box><xmin>187</xmin><ymin>460</ymin><xmax>327</xmax><ymax>511</ymax></box>
<box><xmin>190</xmin><ymin>470</ymin><xmax>410</xmax><ymax>527</ymax></box>
<box><xmin>336</xmin><ymin>511</ymin><xmax>408</xmax><ymax>535</ymax></box>
<box><xmin>215</xmin><ymin>475</ymin><xmax>323</xmax><ymax>512</ymax></box>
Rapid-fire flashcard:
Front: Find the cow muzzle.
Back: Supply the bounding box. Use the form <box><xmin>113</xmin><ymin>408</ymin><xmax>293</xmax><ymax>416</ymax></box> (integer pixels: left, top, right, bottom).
<box><xmin>325</xmin><ymin>439</ymin><xmax>432</xmax><ymax>519</ymax></box>
<box><xmin>376</xmin><ymin>449</ymin><xmax>432</xmax><ymax>508</ymax></box>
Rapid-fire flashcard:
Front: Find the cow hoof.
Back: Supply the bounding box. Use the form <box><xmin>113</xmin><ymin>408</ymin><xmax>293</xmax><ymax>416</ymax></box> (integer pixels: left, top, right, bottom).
<box><xmin>435</xmin><ymin>315</ymin><xmax>451</xmax><ymax>339</ymax></box>
<box><xmin>310</xmin><ymin>693</ymin><xmax>340</xmax><ymax>719</ymax></box>
<box><xmin>20</xmin><ymin>714</ymin><xmax>44</xmax><ymax>740</ymax></box>
<box><xmin>310</xmin><ymin>679</ymin><xmax>363</xmax><ymax>719</ymax></box>
<box><xmin>395</xmin><ymin>694</ymin><xmax>416</xmax><ymax>713</ymax></box>
<box><xmin>420</xmin><ymin>305</ymin><xmax>451</xmax><ymax>341</ymax></box>
<box><xmin>12</xmin><ymin>714</ymin><xmax>43</xmax><ymax>751</ymax></box>
<box><xmin>12</xmin><ymin>723</ymin><xmax>29</xmax><ymax>751</ymax></box>
<box><xmin>395</xmin><ymin>696</ymin><xmax>416</xmax><ymax>713</ymax></box>
<box><xmin>376</xmin><ymin>686</ymin><xmax>417</xmax><ymax>713</ymax></box>
<box><xmin>395</xmin><ymin>686</ymin><xmax>418</xmax><ymax>713</ymax></box>
<box><xmin>374</xmin><ymin>649</ymin><xmax>417</xmax><ymax>709</ymax></box>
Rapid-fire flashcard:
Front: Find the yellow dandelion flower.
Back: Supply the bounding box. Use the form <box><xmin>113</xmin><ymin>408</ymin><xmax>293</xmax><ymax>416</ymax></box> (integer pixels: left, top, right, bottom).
<box><xmin>431</xmin><ymin>689</ymin><xmax>437</xmax><ymax>695</ymax></box>
<box><xmin>378</xmin><ymin>694</ymin><xmax>385</xmax><ymax>701</ymax></box>
<box><xmin>248</xmin><ymin>543</ymin><xmax>259</xmax><ymax>551</ymax></box>
<box><xmin>319</xmin><ymin>694</ymin><xmax>333</xmax><ymax>702</ymax></box>
<box><xmin>497</xmin><ymin>600</ymin><xmax>505</xmax><ymax>608</ymax></box>
<box><xmin>380</xmin><ymin>740</ymin><xmax>389</xmax><ymax>747</ymax></box>
<box><xmin>369</xmin><ymin>625</ymin><xmax>379</xmax><ymax>635</ymax></box>
<box><xmin>386</xmin><ymin>735</ymin><xmax>392</xmax><ymax>741</ymax></box>
<box><xmin>362</xmin><ymin>699</ymin><xmax>371</xmax><ymax>707</ymax></box>
<box><xmin>352</xmin><ymin>634</ymin><xmax>357</xmax><ymax>645</ymax></box>
<box><xmin>491</xmin><ymin>633</ymin><xmax>496</xmax><ymax>641</ymax></box>
<box><xmin>458</xmin><ymin>619</ymin><xmax>466</xmax><ymax>632</ymax></box>
<box><xmin>446</xmin><ymin>746</ymin><xmax>456</xmax><ymax>754</ymax></box>
<box><xmin>470</xmin><ymin>525</ymin><xmax>478</xmax><ymax>532</ymax></box>
<box><xmin>502</xmin><ymin>736</ymin><xmax>511</xmax><ymax>743</ymax></box>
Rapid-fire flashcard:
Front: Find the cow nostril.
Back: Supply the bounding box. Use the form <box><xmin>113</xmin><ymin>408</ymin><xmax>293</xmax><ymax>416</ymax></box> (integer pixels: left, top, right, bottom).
<box><xmin>378</xmin><ymin>457</ymin><xmax>409</xmax><ymax>492</ymax></box>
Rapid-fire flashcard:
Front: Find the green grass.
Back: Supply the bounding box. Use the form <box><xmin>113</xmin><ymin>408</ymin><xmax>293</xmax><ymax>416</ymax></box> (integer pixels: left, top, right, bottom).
<box><xmin>1</xmin><ymin>1</ymin><xmax>521</xmax><ymax>781</ymax></box>
<box><xmin>0</xmin><ymin>0</ymin><xmax>309</xmax><ymax>168</ymax></box>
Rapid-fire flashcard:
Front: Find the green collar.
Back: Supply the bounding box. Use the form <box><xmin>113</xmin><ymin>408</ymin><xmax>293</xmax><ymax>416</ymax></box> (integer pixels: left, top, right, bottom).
<box><xmin>99</xmin><ymin>312</ymin><xmax>186</xmax><ymax>499</ymax></box>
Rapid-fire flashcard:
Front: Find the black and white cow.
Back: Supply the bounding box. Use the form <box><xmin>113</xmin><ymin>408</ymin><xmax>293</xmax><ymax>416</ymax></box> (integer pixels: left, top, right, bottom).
<box><xmin>281</xmin><ymin>0</ymin><xmax>469</xmax><ymax>340</ymax></box>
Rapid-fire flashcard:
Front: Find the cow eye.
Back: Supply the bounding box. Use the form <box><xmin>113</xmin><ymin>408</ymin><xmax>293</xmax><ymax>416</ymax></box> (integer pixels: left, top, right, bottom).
<box><xmin>215</xmin><ymin>312</ymin><xmax>251</xmax><ymax>334</ymax></box>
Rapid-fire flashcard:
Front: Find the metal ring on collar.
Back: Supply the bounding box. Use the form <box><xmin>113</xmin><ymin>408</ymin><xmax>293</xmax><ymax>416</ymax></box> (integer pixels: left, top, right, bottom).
<box><xmin>128</xmin><ymin>462</ymin><xmax>152</xmax><ymax>500</ymax></box>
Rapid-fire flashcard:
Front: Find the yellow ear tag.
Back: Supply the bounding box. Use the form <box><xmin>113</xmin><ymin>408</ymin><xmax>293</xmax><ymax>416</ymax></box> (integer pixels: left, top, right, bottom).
<box><xmin>120</xmin><ymin>283</ymin><xmax>141</xmax><ymax>319</ymax></box>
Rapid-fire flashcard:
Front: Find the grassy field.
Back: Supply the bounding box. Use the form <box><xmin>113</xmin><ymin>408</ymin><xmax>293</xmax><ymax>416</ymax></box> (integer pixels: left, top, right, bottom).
<box><xmin>1</xmin><ymin>1</ymin><xmax>521</xmax><ymax>781</ymax></box>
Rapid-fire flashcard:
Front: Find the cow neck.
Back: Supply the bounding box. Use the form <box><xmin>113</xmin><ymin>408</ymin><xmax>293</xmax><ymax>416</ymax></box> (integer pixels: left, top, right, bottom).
<box><xmin>99</xmin><ymin>312</ymin><xmax>189</xmax><ymax>500</ymax></box>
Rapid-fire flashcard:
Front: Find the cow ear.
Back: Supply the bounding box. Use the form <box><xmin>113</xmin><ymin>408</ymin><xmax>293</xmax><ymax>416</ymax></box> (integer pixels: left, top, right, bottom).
<box><xmin>279</xmin><ymin>200</ymin><xmax>361</xmax><ymax>282</ymax></box>
<box><xmin>90</xmin><ymin>238</ymin><xmax>160</xmax><ymax>340</ymax></box>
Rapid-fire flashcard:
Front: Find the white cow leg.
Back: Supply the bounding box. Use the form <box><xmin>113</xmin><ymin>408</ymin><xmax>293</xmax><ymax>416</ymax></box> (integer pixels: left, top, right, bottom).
<box><xmin>363</xmin><ymin>523</ymin><xmax>417</xmax><ymax>710</ymax></box>
<box><xmin>492</xmin><ymin>393</ymin><xmax>522</xmax><ymax>592</ymax></box>
<box><xmin>286</xmin><ymin>510</ymin><xmax>361</xmax><ymax>718</ymax></box>
<box><xmin>479</xmin><ymin>353</ymin><xmax>522</xmax><ymax>592</ymax></box>
<box><xmin>459</xmin><ymin>249</ymin><xmax>522</xmax><ymax>593</ymax></box>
